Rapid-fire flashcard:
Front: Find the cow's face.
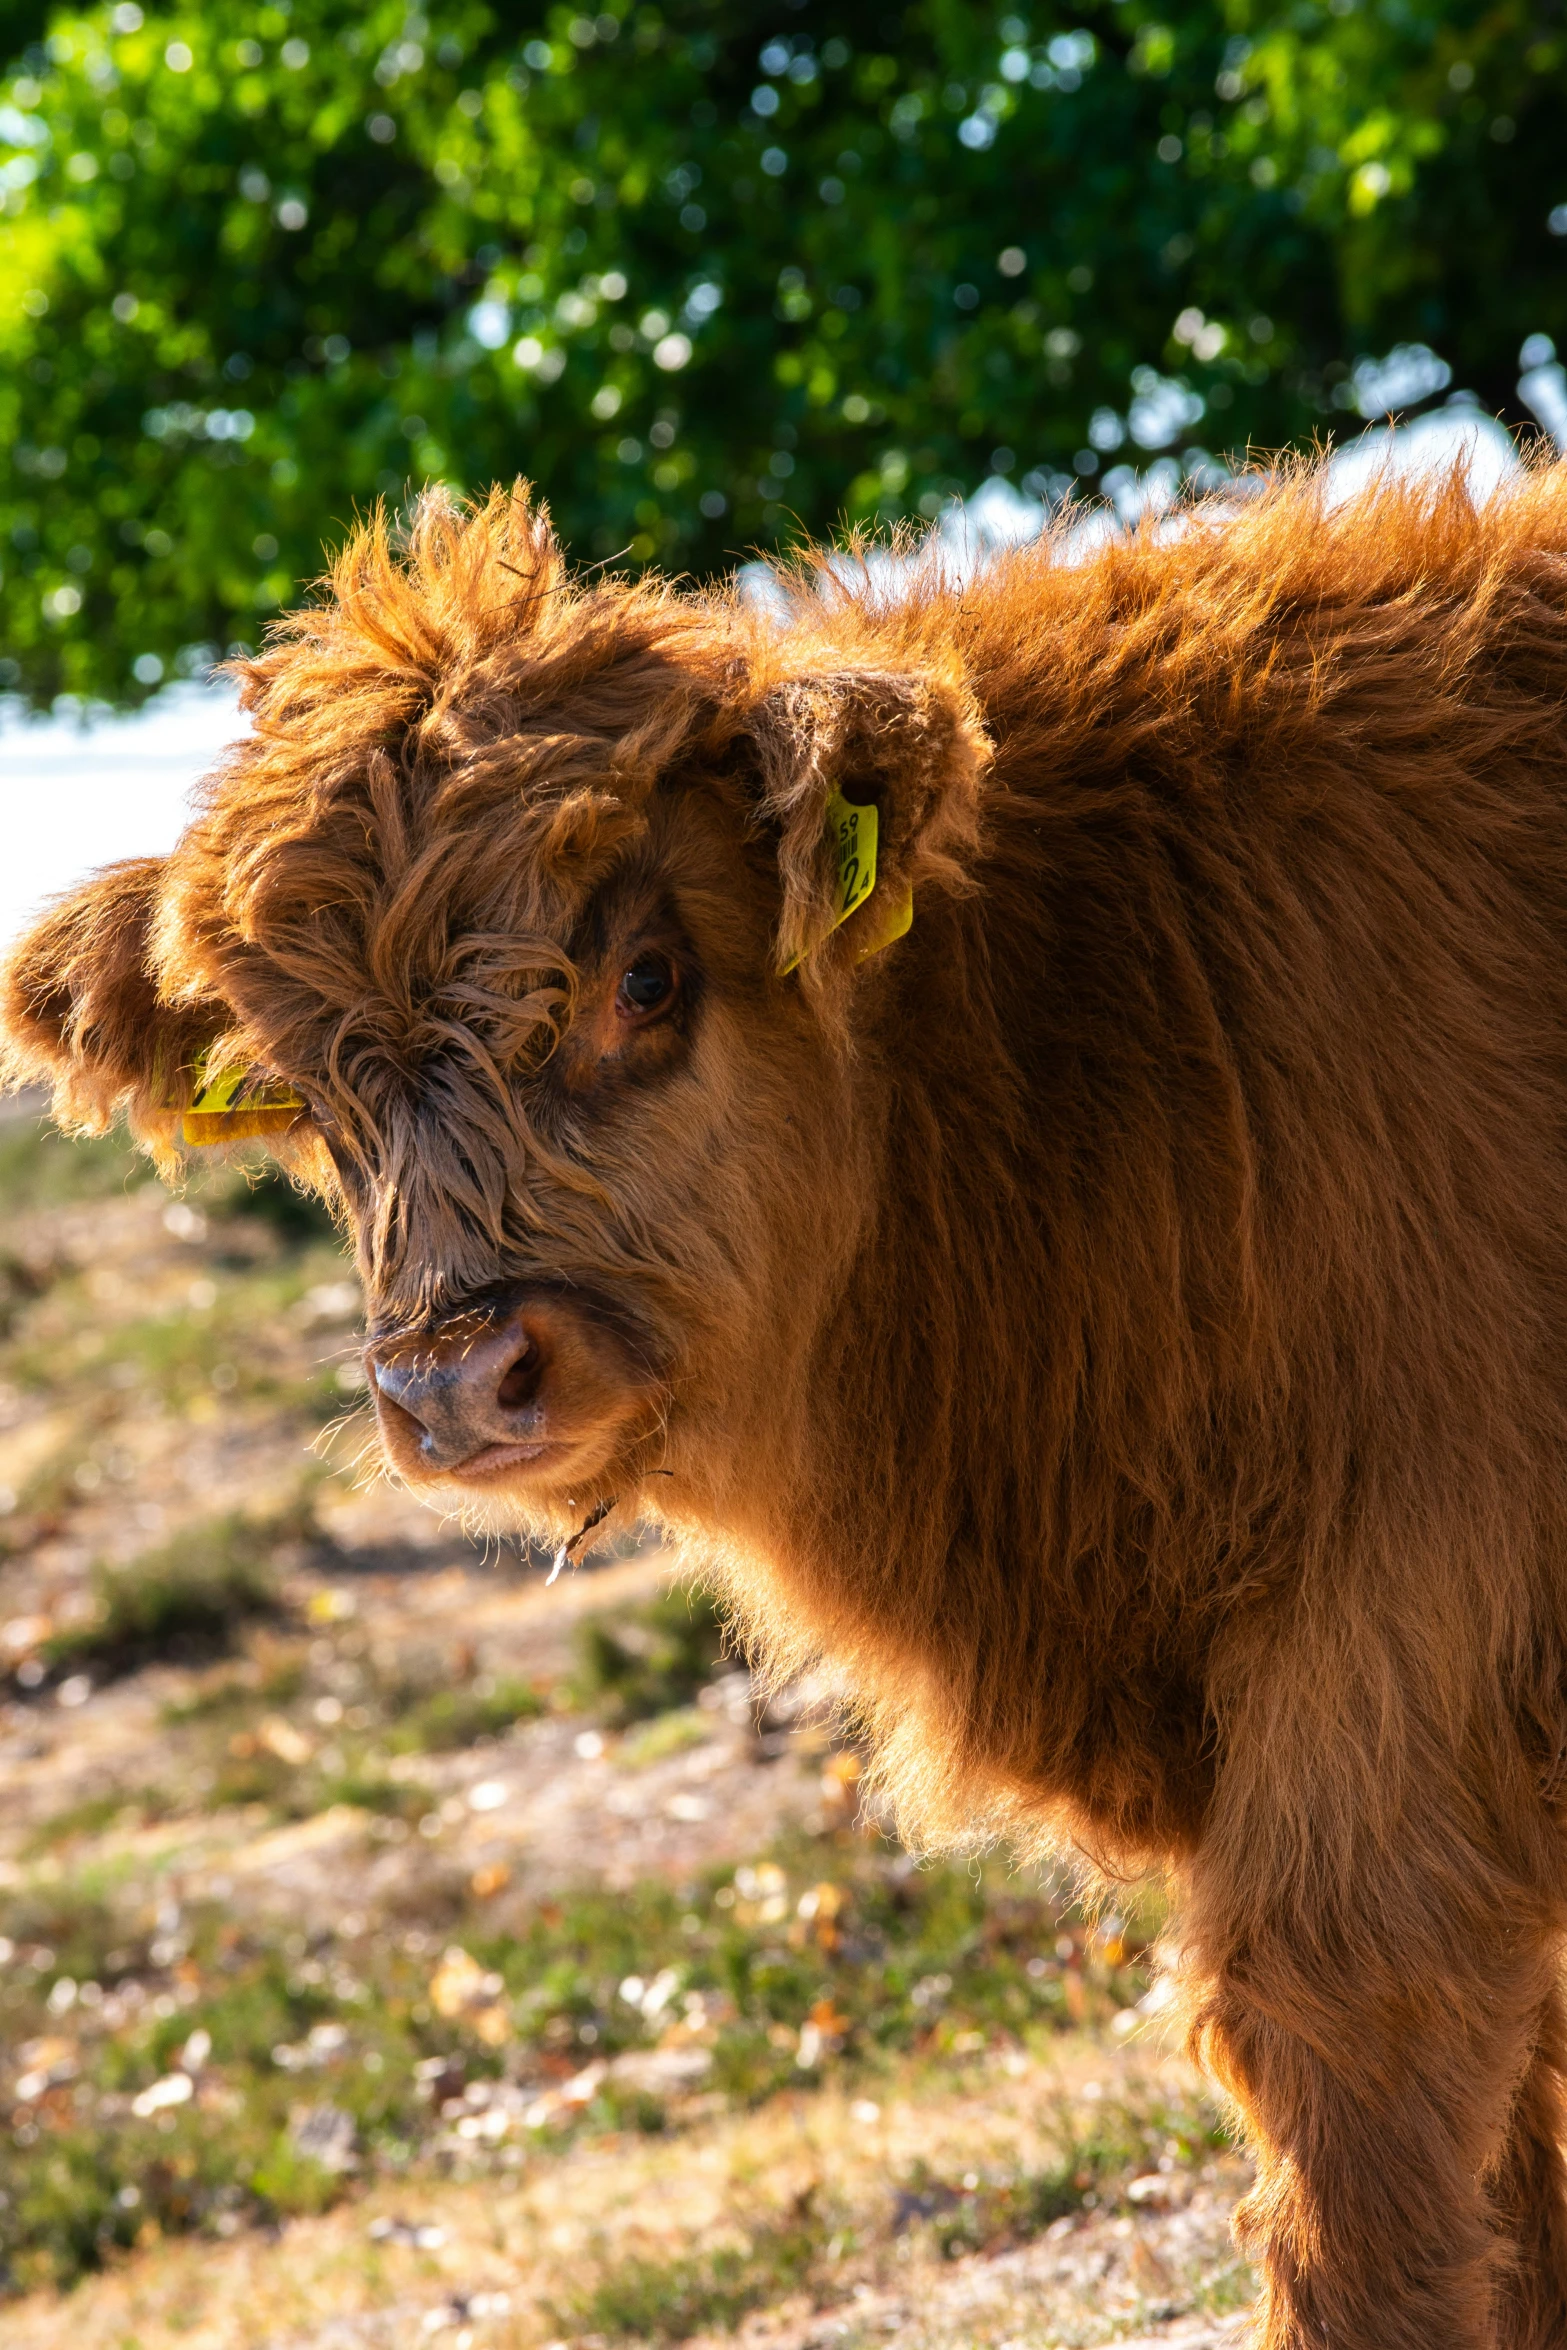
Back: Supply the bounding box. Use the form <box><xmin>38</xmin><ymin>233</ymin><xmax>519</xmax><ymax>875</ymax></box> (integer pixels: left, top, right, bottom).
<box><xmin>1</xmin><ymin>489</ymin><xmax>986</xmax><ymax>1543</ymax></box>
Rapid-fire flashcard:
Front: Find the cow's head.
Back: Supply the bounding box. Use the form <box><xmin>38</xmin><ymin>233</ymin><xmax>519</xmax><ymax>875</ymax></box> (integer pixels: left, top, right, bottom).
<box><xmin>1</xmin><ymin>488</ymin><xmax>988</xmax><ymax>1547</ymax></box>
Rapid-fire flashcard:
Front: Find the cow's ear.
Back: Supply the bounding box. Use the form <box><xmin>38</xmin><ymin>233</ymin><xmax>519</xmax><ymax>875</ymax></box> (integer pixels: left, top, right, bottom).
<box><xmin>744</xmin><ymin>663</ymin><xmax>990</xmax><ymax>982</ymax></box>
<box><xmin>0</xmin><ymin>858</ymin><xmax>208</xmax><ymax>1142</ymax></box>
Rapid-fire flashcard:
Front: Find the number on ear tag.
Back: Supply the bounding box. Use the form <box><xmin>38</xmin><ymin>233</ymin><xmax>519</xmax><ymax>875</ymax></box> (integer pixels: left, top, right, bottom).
<box><xmin>780</xmin><ymin>791</ymin><xmax>915</xmax><ymax>975</ymax></box>
<box><xmin>829</xmin><ymin>789</ymin><xmax>878</xmax><ymax>923</ymax></box>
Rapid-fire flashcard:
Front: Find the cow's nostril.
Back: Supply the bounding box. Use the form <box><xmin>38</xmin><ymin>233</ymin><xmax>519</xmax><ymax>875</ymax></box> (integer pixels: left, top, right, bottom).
<box><xmin>372</xmin><ymin>1356</ymin><xmax>420</xmax><ymax>1408</ymax></box>
<box><xmin>495</xmin><ymin>1343</ymin><xmax>539</xmax><ymax>1412</ymax></box>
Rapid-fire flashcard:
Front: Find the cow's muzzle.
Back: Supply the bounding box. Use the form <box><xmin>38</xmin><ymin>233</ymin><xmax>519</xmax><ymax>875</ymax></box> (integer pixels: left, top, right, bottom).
<box><xmin>365</xmin><ymin>1291</ymin><xmax>651</xmax><ymax>1489</ymax></box>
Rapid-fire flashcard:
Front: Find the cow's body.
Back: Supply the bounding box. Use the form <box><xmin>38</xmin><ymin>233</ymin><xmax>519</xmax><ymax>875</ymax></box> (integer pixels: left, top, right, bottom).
<box><xmin>10</xmin><ymin>465</ymin><xmax>1567</xmax><ymax>2346</ymax></box>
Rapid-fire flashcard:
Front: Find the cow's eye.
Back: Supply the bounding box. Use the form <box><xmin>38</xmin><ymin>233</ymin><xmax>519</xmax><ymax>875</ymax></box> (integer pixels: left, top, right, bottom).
<box><xmin>616</xmin><ymin>951</ymin><xmax>678</xmax><ymax>1022</ymax></box>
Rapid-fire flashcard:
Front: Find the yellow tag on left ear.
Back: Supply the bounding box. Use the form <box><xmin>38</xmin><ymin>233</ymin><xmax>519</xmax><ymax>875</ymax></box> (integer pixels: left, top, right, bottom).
<box><xmin>179</xmin><ymin>1051</ymin><xmax>305</xmax><ymax>1147</ymax></box>
<box><xmin>780</xmin><ymin>791</ymin><xmax>915</xmax><ymax>975</ymax></box>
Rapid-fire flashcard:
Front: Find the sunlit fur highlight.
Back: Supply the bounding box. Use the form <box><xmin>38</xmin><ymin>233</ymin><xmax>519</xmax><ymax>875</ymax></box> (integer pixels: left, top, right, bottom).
<box><xmin>14</xmin><ymin>461</ymin><xmax>1567</xmax><ymax>2341</ymax></box>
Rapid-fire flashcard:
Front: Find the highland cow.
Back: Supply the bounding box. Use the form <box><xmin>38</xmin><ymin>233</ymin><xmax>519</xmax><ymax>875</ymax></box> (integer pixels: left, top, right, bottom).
<box><xmin>10</xmin><ymin>464</ymin><xmax>1567</xmax><ymax>2347</ymax></box>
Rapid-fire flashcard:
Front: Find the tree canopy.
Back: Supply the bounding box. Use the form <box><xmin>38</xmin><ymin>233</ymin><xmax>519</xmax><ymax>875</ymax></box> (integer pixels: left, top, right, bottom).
<box><xmin>3</xmin><ymin>0</ymin><xmax>1565</xmax><ymax>706</ymax></box>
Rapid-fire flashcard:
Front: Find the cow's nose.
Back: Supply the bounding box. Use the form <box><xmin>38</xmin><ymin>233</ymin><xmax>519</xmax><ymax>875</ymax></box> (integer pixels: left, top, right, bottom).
<box><xmin>368</xmin><ymin>1311</ymin><xmax>545</xmax><ymax>1472</ymax></box>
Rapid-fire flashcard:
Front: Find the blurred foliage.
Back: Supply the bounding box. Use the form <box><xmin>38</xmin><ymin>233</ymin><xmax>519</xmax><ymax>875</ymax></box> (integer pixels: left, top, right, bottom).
<box><xmin>0</xmin><ymin>1112</ymin><xmax>332</xmax><ymax>1241</ymax></box>
<box><xmin>573</xmin><ymin>1582</ymin><xmax>730</xmax><ymax>1723</ymax></box>
<box><xmin>381</xmin><ymin>1671</ymin><xmax>546</xmax><ymax>1751</ymax></box>
<box><xmin>3</xmin><ymin>1253</ymin><xmax>349</xmax><ymax>1420</ymax></box>
<box><xmin>0</xmin><ymin>1113</ymin><xmax>142</xmax><ymax>1212</ymax></box>
<box><xmin>0</xmin><ymin>1157</ymin><xmax>352</xmax><ymax>1456</ymax></box>
<box><xmin>1</xmin><ymin>0</ymin><xmax>1564</xmax><ymax>703</ymax></box>
<box><xmin>39</xmin><ymin>1500</ymin><xmax>303</xmax><ymax>1679</ymax></box>
<box><xmin>205</xmin><ymin>1155</ymin><xmax>339</xmax><ymax>1243</ymax></box>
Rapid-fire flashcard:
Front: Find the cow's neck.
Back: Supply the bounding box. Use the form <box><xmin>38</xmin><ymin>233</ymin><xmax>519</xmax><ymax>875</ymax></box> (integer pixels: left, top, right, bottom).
<box><xmin>741</xmin><ymin>773</ymin><xmax>1253</xmax><ymax>1856</ymax></box>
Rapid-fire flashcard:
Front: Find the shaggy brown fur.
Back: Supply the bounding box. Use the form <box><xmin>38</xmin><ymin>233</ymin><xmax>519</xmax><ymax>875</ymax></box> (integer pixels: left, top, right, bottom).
<box><xmin>10</xmin><ymin>461</ymin><xmax>1567</xmax><ymax>2344</ymax></box>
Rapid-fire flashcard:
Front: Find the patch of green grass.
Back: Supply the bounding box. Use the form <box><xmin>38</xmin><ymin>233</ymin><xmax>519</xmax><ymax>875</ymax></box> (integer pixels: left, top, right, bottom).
<box><xmin>573</xmin><ymin>1585</ymin><xmax>730</xmax><ymax>1725</ymax></box>
<box><xmin>383</xmin><ymin>1676</ymin><xmax>546</xmax><ymax>1755</ymax></box>
<box><xmin>561</xmin><ymin>2089</ymin><xmax>1233</xmax><ymax>2342</ymax></box>
<box><xmin>40</xmin><ymin>1506</ymin><xmax>305</xmax><ymax>1684</ymax></box>
<box><xmin>562</xmin><ymin>2216</ymin><xmax>825</xmax><ymax>2344</ymax></box>
<box><xmin>206</xmin><ymin>1743</ymin><xmax>427</xmax><ymax>1823</ymax></box>
<box><xmin>164</xmin><ymin>1658</ymin><xmax>542</xmax><ymax>1825</ymax></box>
<box><xmin>160</xmin><ymin>1652</ymin><xmax>307</xmax><ymax>1725</ymax></box>
<box><xmin>19</xmin><ymin>1790</ymin><xmax>174</xmax><ymax>1859</ymax></box>
<box><xmin>246</xmin><ymin>2132</ymin><xmax>348</xmax><ymax>2218</ymax></box>
<box><xmin>3</xmin><ymin>1243</ymin><xmax>354</xmax><ymax>1421</ymax></box>
<box><xmin>143</xmin><ymin>1293</ymin><xmax>340</xmax><ymax>1412</ymax></box>
<box><xmin>619</xmin><ymin>1707</ymin><xmax>712</xmax><ymax>1768</ymax></box>
<box><xmin>315</xmin><ymin>1767</ymin><xmax>428</xmax><ymax>1819</ymax></box>
<box><xmin>1195</xmin><ymin>2259</ymin><xmax>1260</xmax><ymax>2317</ymax></box>
<box><xmin>202</xmin><ymin>1743</ymin><xmax>315</xmax><ymax>1813</ymax></box>
<box><xmin>907</xmin><ymin>2100</ymin><xmax>1221</xmax><ymax>2261</ymax></box>
<box><xmin>0</xmin><ymin>1881</ymin><xmax>125</xmax><ymax>1984</ymax></box>
<box><xmin>0</xmin><ymin>1838</ymin><xmax>1184</xmax><ymax>2296</ymax></box>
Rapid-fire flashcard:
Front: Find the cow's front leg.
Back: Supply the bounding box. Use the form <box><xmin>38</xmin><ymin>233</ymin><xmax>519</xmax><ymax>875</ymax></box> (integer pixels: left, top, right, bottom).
<box><xmin>1485</xmin><ymin>1981</ymin><xmax>1567</xmax><ymax>2350</ymax></box>
<box><xmin>1179</xmin><ymin>1692</ymin><xmax>1560</xmax><ymax>2348</ymax></box>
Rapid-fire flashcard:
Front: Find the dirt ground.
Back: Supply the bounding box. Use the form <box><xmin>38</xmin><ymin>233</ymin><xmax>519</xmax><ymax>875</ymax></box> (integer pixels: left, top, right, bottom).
<box><xmin>0</xmin><ymin>1099</ymin><xmax>1255</xmax><ymax>2348</ymax></box>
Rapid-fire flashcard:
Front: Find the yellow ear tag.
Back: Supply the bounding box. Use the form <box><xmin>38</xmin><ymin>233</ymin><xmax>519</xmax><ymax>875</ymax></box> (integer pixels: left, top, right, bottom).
<box><xmin>779</xmin><ymin>790</ymin><xmax>915</xmax><ymax>975</ymax></box>
<box><xmin>179</xmin><ymin>1051</ymin><xmax>306</xmax><ymax>1147</ymax></box>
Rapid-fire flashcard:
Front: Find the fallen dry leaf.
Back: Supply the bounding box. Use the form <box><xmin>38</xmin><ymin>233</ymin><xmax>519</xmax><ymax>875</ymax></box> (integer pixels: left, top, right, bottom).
<box><xmin>257</xmin><ymin>1715</ymin><xmax>313</xmax><ymax>1767</ymax></box>
<box><xmin>428</xmin><ymin>1946</ymin><xmax>486</xmax><ymax>2018</ymax></box>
